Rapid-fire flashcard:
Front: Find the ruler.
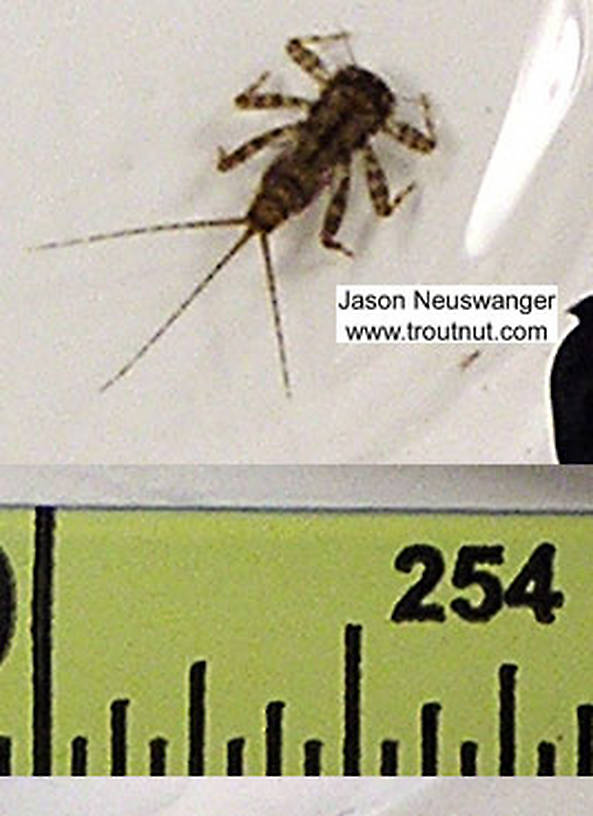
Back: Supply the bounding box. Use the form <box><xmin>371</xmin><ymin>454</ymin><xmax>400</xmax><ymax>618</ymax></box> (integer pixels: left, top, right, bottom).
<box><xmin>0</xmin><ymin>506</ymin><xmax>591</xmax><ymax>776</ymax></box>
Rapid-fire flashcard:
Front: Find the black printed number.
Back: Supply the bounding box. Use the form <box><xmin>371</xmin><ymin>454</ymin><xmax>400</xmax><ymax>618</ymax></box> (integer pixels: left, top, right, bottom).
<box><xmin>391</xmin><ymin>542</ymin><xmax>563</xmax><ymax>624</ymax></box>
<box><xmin>0</xmin><ymin>548</ymin><xmax>16</xmax><ymax>664</ymax></box>
<box><xmin>504</xmin><ymin>542</ymin><xmax>564</xmax><ymax>623</ymax></box>
<box><xmin>450</xmin><ymin>545</ymin><xmax>504</xmax><ymax>621</ymax></box>
<box><xmin>391</xmin><ymin>545</ymin><xmax>446</xmax><ymax>622</ymax></box>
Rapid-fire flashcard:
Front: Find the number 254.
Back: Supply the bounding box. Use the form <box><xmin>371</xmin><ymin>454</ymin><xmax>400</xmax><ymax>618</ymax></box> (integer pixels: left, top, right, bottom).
<box><xmin>391</xmin><ymin>543</ymin><xmax>564</xmax><ymax>624</ymax></box>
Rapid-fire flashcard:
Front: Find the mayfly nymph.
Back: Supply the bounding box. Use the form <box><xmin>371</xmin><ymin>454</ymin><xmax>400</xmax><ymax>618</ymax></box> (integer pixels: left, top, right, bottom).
<box><xmin>31</xmin><ymin>32</ymin><xmax>437</xmax><ymax>396</ymax></box>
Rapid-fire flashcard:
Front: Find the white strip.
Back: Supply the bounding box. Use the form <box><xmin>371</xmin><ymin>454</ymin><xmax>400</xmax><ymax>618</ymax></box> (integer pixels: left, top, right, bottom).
<box><xmin>0</xmin><ymin>778</ymin><xmax>592</xmax><ymax>816</ymax></box>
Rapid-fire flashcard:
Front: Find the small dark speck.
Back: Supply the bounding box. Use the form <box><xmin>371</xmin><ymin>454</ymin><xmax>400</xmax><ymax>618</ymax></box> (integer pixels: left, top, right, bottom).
<box><xmin>459</xmin><ymin>350</ymin><xmax>481</xmax><ymax>370</ymax></box>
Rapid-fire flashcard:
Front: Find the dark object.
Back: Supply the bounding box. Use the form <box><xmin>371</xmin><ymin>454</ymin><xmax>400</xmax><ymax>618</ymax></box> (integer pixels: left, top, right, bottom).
<box><xmin>551</xmin><ymin>296</ymin><xmax>593</xmax><ymax>463</ymax></box>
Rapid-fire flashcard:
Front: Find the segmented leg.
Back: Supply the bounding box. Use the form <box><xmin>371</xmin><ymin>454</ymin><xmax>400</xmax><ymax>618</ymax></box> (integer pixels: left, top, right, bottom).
<box><xmin>286</xmin><ymin>32</ymin><xmax>351</xmax><ymax>86</ymax></box>
<box><xmin>384</xmin><ymin>94</ymin><xmax>437</xmax><ymax>153</ymax></box>
<box><xmin>320</xmin><ymin>164</ymin><xmax>353</xmax><ymax>257</ymax></box>
<box><xmin>234</xmin><ymin>71</ymin><xmax>312</xmax><ymax>112</ymax></box>
<box><xmin>217</xmin><ymin>123</ymin><xmax>298</xmax><ymax>172</ymax></box>
<box><xmin>363</xmin><ymin>145</ymin><xmax>415</xmax><ymax>216</ymax></box>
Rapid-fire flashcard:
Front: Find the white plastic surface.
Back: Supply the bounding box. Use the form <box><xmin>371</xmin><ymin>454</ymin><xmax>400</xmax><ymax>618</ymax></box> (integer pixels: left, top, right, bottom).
<box><xmin>0</xmin><ymin>778</ymin><xmax>591</xmax><ymax>816</ymax></box>
<box><xmin>4</xmin><ymin>0</ymin><xmax>593</xmax><ymax>463</ymax></box>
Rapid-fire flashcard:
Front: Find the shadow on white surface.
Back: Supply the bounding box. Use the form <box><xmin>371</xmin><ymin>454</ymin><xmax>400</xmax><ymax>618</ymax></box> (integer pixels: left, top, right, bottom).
<box><xmin>1</xmin><ymin>464</ymin><xmax>593</xmax><ymax>509</ymax></box>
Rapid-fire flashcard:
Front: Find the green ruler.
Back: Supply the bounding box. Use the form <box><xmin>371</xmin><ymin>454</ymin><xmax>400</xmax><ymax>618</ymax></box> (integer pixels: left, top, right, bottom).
<box><xmin>0</xmin><ymin>507</ymin><xmax>591</xmax><ymax>776</ymax></box>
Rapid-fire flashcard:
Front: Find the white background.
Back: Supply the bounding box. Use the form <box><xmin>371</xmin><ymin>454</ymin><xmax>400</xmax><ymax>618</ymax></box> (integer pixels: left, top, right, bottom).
<box><xmin>4</xmin><ymin>0</ymin><xmax>593</xmax><ymax>463</ymax></box>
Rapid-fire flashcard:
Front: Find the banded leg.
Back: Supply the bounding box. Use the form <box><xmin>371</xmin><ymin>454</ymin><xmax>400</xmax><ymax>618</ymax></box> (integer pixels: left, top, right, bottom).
<box><xmin>320</xmin><ymin>163</ymin><xmax>353</xmax><ymax>257</ymax></box>
<box><xmin>234</xmin><ymin>71</ymin><xmax>312</xmax><ymax>112</ymax></box>
<box><xmin>363</xmin><ymin>146</ymin><xmax>415</xmax><ymax>217</ymax></box>
<box><xmin>217</xmin><ymin>123</ymin><xmax>298</xmax><ymax>172</ymax></box>
<box><xmin>286</xmin><ymin>32</ymin><xmax>351</xmax><ymax>86</ymax></box>
<box><xmin>384</xmin><ymin>94</ymin><xmax>437</xmax><ymax>153</ymax></box>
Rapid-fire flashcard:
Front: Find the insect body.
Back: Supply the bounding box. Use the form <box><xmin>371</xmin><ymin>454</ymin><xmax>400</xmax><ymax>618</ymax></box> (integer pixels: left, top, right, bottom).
<box><xmin>32</xmin><ymin>33</ymin><xmax>437</xmax><ymax>396</ymax></box>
